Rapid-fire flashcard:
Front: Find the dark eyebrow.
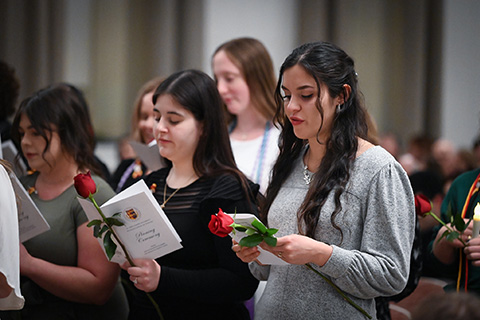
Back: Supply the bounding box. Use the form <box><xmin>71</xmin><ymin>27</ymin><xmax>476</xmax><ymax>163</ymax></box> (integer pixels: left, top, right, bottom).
<box><xmin>281</xmin><ymin>85</ymin><xmax>314</xmax><ymax>91</ymax></box>
<box><xmin>153</xmin><ymin>108</ymin><xmax>184</xmax><ymax>117</ymax></box>
<box><xmin>166</xmin><ymin>111</ymin><xmax>184</xmax><ymax>117</ymax></box>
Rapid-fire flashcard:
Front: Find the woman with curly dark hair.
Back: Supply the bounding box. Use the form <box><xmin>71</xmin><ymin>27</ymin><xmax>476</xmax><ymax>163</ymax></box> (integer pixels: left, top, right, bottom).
<box><xmin>234</xmin><ymin>42</ymin><xmax>415</xmax><ymax>319</ymax></box>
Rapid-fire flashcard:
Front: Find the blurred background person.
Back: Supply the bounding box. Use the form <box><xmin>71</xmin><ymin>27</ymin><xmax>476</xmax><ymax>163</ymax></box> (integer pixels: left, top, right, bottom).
<box><xmin>212</xmin><ymin>37</ymin><xmax>280</xmax><ymax>195</ymax></box>
<box><xmin>398</xmin><ymin>134</ymin><xmax>434</xmax><ymax>176</ymax></box>
<box><xmin>411</xmin><ymin>292</ymin><xmax>480</xmax><ymax>320</ymax></box>
<box><xmin>379</xmin><ymin>132</ymin><xmax>401</xmax><ymax>160</ymax></box>
<box><xmin>110</xmin><ymin>77</ymin><xmax>164</xmax><ymax>193</ymax></box>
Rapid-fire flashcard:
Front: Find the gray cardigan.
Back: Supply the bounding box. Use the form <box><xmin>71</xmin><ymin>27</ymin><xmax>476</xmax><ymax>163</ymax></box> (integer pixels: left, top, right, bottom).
<box><xmin>250</xmin><ymin>146</ymin><xmax>415</xmax><ymax>320</ymax></box>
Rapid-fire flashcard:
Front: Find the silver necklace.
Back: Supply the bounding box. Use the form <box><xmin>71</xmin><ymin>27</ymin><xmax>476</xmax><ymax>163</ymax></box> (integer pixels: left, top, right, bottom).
<box><xmin>303</xmin><ymin>165</ymin><xmax>312</xmax><ymax>185</ymax></box>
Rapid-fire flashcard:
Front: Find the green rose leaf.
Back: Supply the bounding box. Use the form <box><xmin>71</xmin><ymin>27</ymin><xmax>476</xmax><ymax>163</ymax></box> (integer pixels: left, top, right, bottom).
<box><xmin>446</xmin><ymin>230</ymin><xmax>460</xmax><ymax>242</ymax></box>
<box><xmin>453</xmin><ymin>214</ymin><xmax>466</xmax><ymax>232</ymax></box>
<box><xmin>239</xmin><ymin>233</ymin><xmax>263</xmax><ymax>247</ymax></box>
<box><xmin>93</xmin><ymin>224</ymin><xmax>100</xmax><ymax>238</ymax></box>
<box><xmin>245</xmin><ymin>228</ymin><xmax>257</xmax><ymax>236</ymax></box>
<box><xmin>266</xmin><ymin>228</ymin><xmax>279</xmax><ymax>236</ymax></box>
<box><xmin>87</xmin><ymin>219</ymin><xmax>102</xmax><ymax>227</ymax></box>
<box><xmin>263</xmin><ymin>235</ymin><xmax>277</xmax><ymax>247</ymax></box>
<box><xmin>233</xmin><ymin>225</ymin><xmax>247</xmax><ymax>232</ymax></box>
<box><xmin>251</xmin><ymin>219</ymin><xmax>267</xmax><ymax>234</ymax></box>
<box><xmin>99</xmin><ymin>225</ymin><xmax>109</xmax><ymax>237</ymax></box>
<box><xmin>103</xmin><ymin>231</ymin><xmax>117</xmax><ymax>260</ymax></box>
<box><xmin>105</xmin><ymin>217</ymin><xmax>124</xmax><ymax>227</ymax></box>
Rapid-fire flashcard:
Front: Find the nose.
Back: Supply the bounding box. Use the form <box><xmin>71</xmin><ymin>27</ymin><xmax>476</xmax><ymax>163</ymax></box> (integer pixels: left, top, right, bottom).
<box><xmin>20</xmin><ymin>133</ymin><xmax>30</xmax><ymax>147</ymax></box>
<box><xmin>284</xmin><ymin>97</ymin><xmax>300</xmax><ymax>114</ymax></box>
<box><xmin>154</xmin><ymin>117</ymin><xmax>168</xmax><ymax>138</ymax></box>
<box><xmin>216</xmin><ymin>78</ymin><xmax>228</xmax><ymax>96</ymax></box>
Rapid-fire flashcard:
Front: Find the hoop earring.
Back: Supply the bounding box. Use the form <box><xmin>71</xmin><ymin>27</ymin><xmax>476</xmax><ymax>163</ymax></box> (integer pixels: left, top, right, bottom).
<box><xmin>336</xmin><ymin>104</ymin><xmax>343</xmax><ymax>113</ymax></box>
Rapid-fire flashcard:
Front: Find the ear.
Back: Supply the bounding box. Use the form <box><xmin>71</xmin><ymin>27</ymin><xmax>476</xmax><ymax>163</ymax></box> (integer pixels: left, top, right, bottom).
<box><xmin>337</xmin><ymin>84</ymin><xmax>352</xmax><ymax>105</ymax></box>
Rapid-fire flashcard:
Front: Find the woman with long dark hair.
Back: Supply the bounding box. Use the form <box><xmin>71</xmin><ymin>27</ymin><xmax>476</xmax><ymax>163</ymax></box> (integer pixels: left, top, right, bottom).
<box><xmin>234</xmin><ymin>42</ymin><xmax>415</xmax><ymax>319</ymax></box>
<box><xmin>122</xmin><ymin>70</ymin><xmax>259</xmax><ymax>320</ymax></box>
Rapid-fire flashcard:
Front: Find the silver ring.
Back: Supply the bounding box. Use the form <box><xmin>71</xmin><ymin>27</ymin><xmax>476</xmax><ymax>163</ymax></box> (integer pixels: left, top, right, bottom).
<box><xmin>277</xmin><ymin>252</ymin><xmax>283</xmax><ymax>258</ymax></box>
<box><xmin>133</xmin><ymin>277</ymin><xmax>138</xmax><ymax>284</ymax></box>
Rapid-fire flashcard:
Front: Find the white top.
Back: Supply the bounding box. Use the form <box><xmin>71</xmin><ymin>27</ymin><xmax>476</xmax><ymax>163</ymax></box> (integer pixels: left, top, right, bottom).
<box><xmin>230</xmin><ymin>125</ymin><xmax>280</xmax><ymax>194</ymax></box>
<box><xmin>0</xmin><ymin>165</ymin><xmax>24</xmax><ymax>310</ymax></box>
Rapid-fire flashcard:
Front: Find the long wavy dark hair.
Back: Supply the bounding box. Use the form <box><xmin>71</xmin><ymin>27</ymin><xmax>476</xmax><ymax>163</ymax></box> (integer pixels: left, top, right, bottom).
<box><xmin>11</xmin><ymin>83</ymin><xmax>102</xmax><ymax>176</ymax></box>
<box><xmin>263</xmin><ymin>42</ymin><xmax>368</xmax><ymax>239</ymax></box>
<box><xmin>152</xmin><ymin>69</ymin><xmax>259</xmax><ymax>203</ymax></box>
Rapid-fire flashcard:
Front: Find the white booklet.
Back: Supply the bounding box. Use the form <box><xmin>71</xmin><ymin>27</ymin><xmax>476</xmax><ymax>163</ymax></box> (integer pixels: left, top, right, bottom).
<box><xmin>1</xmin><ymin>140</ymin><xmax>28</xmax><ymax>177</ymax></box>
<box><xmin>227</xmin><ymin>213</ymin><xmax>288</xmax><ymax>266</ymax></box>
<box><xmin>78</xmin><ymin>179</ymin><xmax>182</xmax><ymax>264</ymax></box>
<box><xmin>9</xmin><ymin>174</ymin><xmax>50</xmax><ymax>243</ymax></box>
<box><xmin>129</xmin><ymin>140</ymin><xmax>166</xmax><ymax>172</ymax></box>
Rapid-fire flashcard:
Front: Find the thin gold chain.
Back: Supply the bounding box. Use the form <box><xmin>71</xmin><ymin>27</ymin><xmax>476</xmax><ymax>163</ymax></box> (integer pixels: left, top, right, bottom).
<box><xmin>161</xmin><ymin>173</ymin><xmax>196</xmax><ymax>208</ymax></box>
<box><xmin>161</xmin><ymin>183</ymin><xmax>181</xmax><ymax>208</ymax></box>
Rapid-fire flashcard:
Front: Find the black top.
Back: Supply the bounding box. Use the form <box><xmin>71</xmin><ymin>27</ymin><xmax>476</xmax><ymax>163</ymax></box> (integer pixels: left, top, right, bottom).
<box><xmin>128</xmin><ymin>167</ymin><xmax>259</xmax><ymax>320</ymax></box>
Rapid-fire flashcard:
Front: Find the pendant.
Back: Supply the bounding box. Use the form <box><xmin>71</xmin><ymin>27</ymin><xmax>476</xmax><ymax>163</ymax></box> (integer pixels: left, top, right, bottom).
<box><xmin>303</xmin><ymin>165</ymin><xmax>312</xmax><ymax>185</ymax></box>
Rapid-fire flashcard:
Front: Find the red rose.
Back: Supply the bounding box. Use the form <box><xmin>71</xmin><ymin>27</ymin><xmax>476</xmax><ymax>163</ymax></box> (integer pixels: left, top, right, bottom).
<box><xmin>414</xmin><ymin>194</ymin><xmax>432</xmax><ymax>216</ymax></box>
<box><xmin>74</xmin><ymin>171</ymin><xmax>97</xmax><ymax>198</ymax></box>
<box><xmin>208</xmin><ymin>208</ymin><xmax>234</xmax><ymax>237</ymax></box>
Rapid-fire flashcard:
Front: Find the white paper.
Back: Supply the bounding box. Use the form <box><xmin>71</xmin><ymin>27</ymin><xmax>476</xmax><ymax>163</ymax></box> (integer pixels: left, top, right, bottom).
<box><xmin>129</xmin><ymin>140</ymin><xmax>166</xmax><ymax>172</ymax></box>
<box><xmin>1</xmin><ymin>140</ymin><xmax>27</xmax><ymax>177</ymax></box>
<box><xmin>78</xmin><ymin>180</ymin><xmax>182</xmax><ymax>264</ymax></box>
<box><xmin>227</xmin><ymin>213</ymin><xmax>288</xmax><ymax>266</ymax></box>
<box><xmin>9</xmin><ymin>174</ymin><xmax>50</xmax><ymax>242</ymax></box>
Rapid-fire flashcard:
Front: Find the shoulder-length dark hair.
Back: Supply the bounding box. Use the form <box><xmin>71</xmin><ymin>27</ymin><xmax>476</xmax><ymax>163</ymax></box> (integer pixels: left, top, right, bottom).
<box><xmin>152</xmin><ymin>70</ymin><xmax>256</xmax><ymax>197</ymax></box>
<box><xmin>264</xmin><ymin>41</ymin><xmax>368</xmax><ymax>239</ymax></box>
<box><xmin>11</xmin><ymin>83</ymin><xmax>102</xmax><ymax>176</ymax></box>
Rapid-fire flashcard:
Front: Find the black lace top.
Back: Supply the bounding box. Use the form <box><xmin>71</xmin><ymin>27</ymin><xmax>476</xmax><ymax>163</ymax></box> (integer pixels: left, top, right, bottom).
<box><xmin>128</xmin><ymin>167</ymin><xmax>259</xmax><ymax>320</ymax></box>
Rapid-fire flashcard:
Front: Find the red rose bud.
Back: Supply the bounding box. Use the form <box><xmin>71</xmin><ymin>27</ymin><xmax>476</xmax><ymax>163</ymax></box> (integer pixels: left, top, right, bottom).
<box><xmin>74</xmin><ymin>171</ymin><xmax>97</xmax><ymax>198</ymax></box>
<box><xmin>414</xmin><ymin>194</ymin><xmax>432</xmax><ymax>216</ymax></box>
<box><xmin>208</xmin><ymin>208</ymin><xmax>234</xmax><ymax>237</ymax></box>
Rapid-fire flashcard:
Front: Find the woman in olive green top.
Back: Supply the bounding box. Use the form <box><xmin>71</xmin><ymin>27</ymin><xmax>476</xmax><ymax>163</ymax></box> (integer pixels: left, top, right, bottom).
<box><xmin>5</xmin><ymin>83</ymin><xmax>128</xmax><ymax>319</ymax></box>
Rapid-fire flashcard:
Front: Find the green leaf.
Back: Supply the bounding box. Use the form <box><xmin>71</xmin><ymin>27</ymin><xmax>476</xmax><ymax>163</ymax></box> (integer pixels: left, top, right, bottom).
<box><xmin>453</xmin><ymin>214</ymin><xmax>466</xmax><ymax>232</ymax></box>
<box><xmin>446</xmin><ymin>231</ymin><xmax>460</xmax><ymax>242</ymax></box>
<box><xmin>245</xmin><ymin>228</ymin><xmax>257</xmax><ymax>236</ymax></box>
<box><xmin>93</xmin><ymin>224</ymin><xmax>100</xmax><ymax>238</ymax></box>
<box><xmin>103</xmin><ymin>231</ymin><xmax>117</xmax><ymax>260</ymax></box>
<box><xmin>266</xmin><ymin>228</ymin><xmax>279</xmax><ymax>236</ymax></box>
<box><xmin>437</xmin><ymin>230</ymin><xmax>450</xmax><ymax>243</ymax></box>
<box><xmin>98</xmin><ymin>225</ymin><xmax>109</xmax><ymax>237</ymax></box>
<box><xmin>239</xmin><ymin>234</ymin><xmax>263</xmax><ymax>247</ymax></box>
<box><xmin>263</xmin><ymin>235</ymin><xmax>277</xmax><ymax>247</ymax></box>
<box><xmin>233</xmin><ymin>225</ymin><xmax>247</xmax><ymax>232</ymax></box>
<box><xmin>87</xmin><ymin>219</ymin><xmax>102</xmax><ymax>227</ymax></box>
<box><xmin>446</xmin><ymin>203</ymin><xmax>454</xmax><ymax>223</ymax></box>
<box><xmin>105</xmin><ymin>217</ymin><xmax>124</xmax><ymax>227</ymax></box>
<box><xmin>251</xmin><ymin>219</ymin><xmax>267</xmax><ymax>234</ymax></box>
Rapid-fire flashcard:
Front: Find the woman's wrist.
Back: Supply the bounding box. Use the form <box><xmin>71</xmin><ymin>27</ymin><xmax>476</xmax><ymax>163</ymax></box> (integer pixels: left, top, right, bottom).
<box><xmin>311</xmin><ymin>242</ymin><xmax>333</xmax><ymax>267</ymax></box>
